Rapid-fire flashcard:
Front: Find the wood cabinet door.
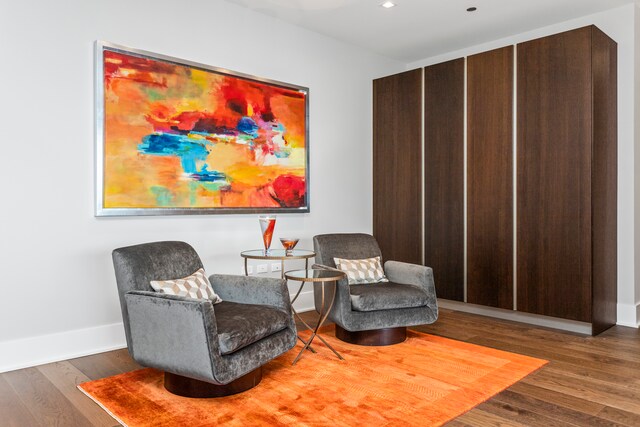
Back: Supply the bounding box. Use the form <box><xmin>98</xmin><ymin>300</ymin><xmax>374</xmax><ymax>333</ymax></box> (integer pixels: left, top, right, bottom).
<box><xmin>373</xmin><ymin>69</ymin><xmax>423</xmax><ymax>265</ymax></box>
<box><xmin>517</xmin><ymin>27</ymin><xmax>593</xmax><ymax>322</ymax></box>
<box><xmin>467</xmin><ymin>47</ymin><xmax>514</xmax><ymax>309</ymax></box>
<box><xmin>424</xmin><ymin>59</ymin><xmax>465</xmax><ymax>301</ymax></box>
<box><xmin>591</xmin><ymin>27</ymin><xmax>617</xmax><ymax>334</ymax></box>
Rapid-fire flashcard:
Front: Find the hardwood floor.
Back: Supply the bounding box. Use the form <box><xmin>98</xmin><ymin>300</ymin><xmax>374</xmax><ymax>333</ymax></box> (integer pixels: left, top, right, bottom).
<box><xmin>1</xmin><ymin>308</ymin><xmax>639</xmax><ymax>426</ymax></box>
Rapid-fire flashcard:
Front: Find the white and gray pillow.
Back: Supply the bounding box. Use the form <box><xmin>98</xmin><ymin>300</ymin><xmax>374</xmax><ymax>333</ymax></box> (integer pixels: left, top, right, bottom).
<box><xmin>333</xmin><ymin>256</ymin><xmax>389</xmax><ymax>285</ymax></box>
<box><xmin>150</xmin><ymin>268</ymin><xmax>222</xmax><ymax>303</ymax></box>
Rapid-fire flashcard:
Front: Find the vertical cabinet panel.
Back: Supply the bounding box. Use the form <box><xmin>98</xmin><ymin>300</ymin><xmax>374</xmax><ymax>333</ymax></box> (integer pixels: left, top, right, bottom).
<box><xmin>424</xmin><ymin>59</ymin><xmax>465</xmax><ymax>301</ymax></box>
<box><xmin>467</xmin><ymin>47</ymin><xmax>514</xmax><ymax>309</ymax></box>
<box><xmin>517</xmin><ymin>28</ymin><xmax>593</xmax><ymax>322</ymax></box>
<box><xmin>373</xmin><ymin>69</ymin><xmax>423</xmax><ymax>265</ymax></box>
<box><xmin>591</xmin><ymin>27</ymin><xmax>617</xmax><ymax>334</ymax></box>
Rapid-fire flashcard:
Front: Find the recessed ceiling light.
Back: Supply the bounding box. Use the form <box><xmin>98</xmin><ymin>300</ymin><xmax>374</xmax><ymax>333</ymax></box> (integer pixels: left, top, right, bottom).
<box><xmin>381</xmin><ymin>1</ymin><xmax>396</xmax><ymax>9</ymax></box>
<box><xmin>467</xmin><ymin>6</ymin><xmax>477</xmax><ymax>12</ymax></box>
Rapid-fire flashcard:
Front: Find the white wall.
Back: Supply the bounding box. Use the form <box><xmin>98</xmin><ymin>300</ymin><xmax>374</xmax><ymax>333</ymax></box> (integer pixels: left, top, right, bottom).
<box><xmin>405</xmin><ymin>4</ymin><xmax>638</xmax><ymax>328</ymax></box>
<box><xmin>0</xmin><ymin>0</ymin><xmax>404</xmax><ymax>372</ymax></box>
<box><xmin>1</xmin><ymin>0</ymin><xmax>635</xmax><ymax>374</ymax></box>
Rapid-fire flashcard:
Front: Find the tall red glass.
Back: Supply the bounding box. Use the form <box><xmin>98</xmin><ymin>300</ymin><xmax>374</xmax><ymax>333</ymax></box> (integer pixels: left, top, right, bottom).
<box><xmin>259</xmin><ymin>216</ymin><xmax>276</xmax><ymax>253</ymax></box>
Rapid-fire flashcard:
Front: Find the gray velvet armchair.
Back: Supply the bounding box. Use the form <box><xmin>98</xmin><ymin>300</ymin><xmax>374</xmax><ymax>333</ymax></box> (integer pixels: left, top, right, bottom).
<box><xmin>112</xmin><ymin>241</ymin><xmax>296</xmax><ymax>398</ymax></box>
<box><xmin>313</xmin><ymin>233</ymin><xmax>438</xmax><ymax>345</ymax></box>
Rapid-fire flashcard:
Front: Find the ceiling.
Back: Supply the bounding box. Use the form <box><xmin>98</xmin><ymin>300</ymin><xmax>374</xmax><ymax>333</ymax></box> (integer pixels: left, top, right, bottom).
<box><xmin>226</xmin><ymin>0</ymin><xmax>633</xmax><ymax>62</ymax></box>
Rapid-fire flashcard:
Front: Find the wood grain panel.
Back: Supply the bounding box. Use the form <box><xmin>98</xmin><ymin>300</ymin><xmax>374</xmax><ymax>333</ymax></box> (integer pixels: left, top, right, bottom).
<box><xmin>466</xmin><ymin>47</ymin><xmax>514</xmax><ymax>309</ymax></box>
<box><xmin>424</xmin><ymin>59</ymin><xmax>465</xmax><ymax>301</ymax></box>
<box><xmin>516</xmin><ymin>27</ymin><xmax>593</xmax><ymax>322</ymax></box>
<box><xmin>591</xmin><ymin>26</ymin><xmax>618</xmax><ymax>334</ymax></box>
<box><xmin>0</xmin><ymin>374</ymin><xmax>39</xmax><ymax>427</ymax></box>
<box><xmin>37</xmin><ymin>361</ymin><xmax>116</xmax><ymax>427</ymax></box>
<box><xmin>69</xmin><ymin>352</ymin><xmax>130</xmax><ymax>381</ymax></box>
<box><xmin>3</xmin><ymin>367</ymin><xmax>93</xmax><ymax>426</ymax></box>
<box><xmin>373</xmin><ymin>69</ymin><xmax>423</xmax><ymax>265</ymax></box>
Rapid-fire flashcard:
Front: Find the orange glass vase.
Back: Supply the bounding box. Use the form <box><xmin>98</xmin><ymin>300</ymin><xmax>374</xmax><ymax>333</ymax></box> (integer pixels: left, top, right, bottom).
<box><xmin>259</xmin><ymin>215</ymin><xmax>276</xmax><ymax>254</ymax></box>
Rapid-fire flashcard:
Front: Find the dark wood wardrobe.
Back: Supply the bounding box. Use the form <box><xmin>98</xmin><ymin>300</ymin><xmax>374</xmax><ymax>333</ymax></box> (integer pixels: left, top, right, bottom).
<box><xmin>372</xmin><ymin>25</ymin><xmax>617</xmax><ymax>335</ymax></box>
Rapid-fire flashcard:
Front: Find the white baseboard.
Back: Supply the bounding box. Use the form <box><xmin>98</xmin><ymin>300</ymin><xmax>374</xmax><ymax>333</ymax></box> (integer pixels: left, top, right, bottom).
<box><xmin>0</xmin><ymin>322</ymin><xmax>127</xmax><ymax>374</ymax></box>
<box><xmin>0</xmin><ymin>290</ymin><xmax>317</xmax><ymax>374</ymax></box>
<box><xmin>616</xmin><ymin>302</ymin><xmax>640</xmax><ymax>328</ymax></box>
<box><xmin>292</xmin><ymin>290</ymin><xmax>315</xmax><ymax>313</ymax></box>
<box><xmin>2</xmin><ymin>294</ymin><xmax>633</xmax><ymax>374</ymax></box>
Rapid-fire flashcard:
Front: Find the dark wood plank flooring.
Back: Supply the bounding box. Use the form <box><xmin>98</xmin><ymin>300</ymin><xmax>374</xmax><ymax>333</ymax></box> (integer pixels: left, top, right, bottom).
<box><xmin>1</xmin><ymin>308</ymin><xmax>639</xmax><ymax>426</ymax></box>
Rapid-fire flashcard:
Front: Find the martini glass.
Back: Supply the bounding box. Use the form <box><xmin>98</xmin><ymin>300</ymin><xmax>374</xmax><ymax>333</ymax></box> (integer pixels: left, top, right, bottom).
<box><xmin>280</xmin><ymin>238</ymin><xmax>299</xmax><ymax>256</ymax></box>
<box><xmin>259</xmin><ymin>215</ymin><xmax>276</xmax><ymax>254</ymax></box>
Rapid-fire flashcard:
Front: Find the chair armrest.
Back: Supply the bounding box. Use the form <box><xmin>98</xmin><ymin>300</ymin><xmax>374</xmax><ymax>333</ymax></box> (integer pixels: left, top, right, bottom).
<box><xmin>312</xmin><ymin>263</ymin><xmax>342</xmax><ymax>273</ymax></box>
<box><xmin>384</xmin><ymin>261</ymin><xmax>437</xmax><ymax>307</ymax></box>
<box><xmin>124</xmin><ymin>290</ymin><xmax>219</xmax><ymax>382</ymax></box>
<box><xmin>127</xmin><ymin>290</ymin><xmax>212</xmax><ymax>304</ymax></box>
<box><xmin>208</xmin><ymin>274</ymin><xmax>291</xmax><ymax>312</ymax></box>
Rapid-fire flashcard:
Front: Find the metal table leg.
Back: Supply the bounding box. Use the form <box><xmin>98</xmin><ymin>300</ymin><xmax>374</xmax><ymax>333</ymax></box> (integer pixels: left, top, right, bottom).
<box><xmin>292</xmin><ymin>280</ymin><xmax>343</xmax><ymax>365</ymax></box>
<box><xmin>288</xmin><ymin>279</ymin><xmax>317</xmax><ymax>354</ymax></box>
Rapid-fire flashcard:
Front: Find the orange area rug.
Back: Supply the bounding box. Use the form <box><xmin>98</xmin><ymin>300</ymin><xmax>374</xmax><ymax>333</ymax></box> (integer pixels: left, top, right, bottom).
<box><xmin>78</xmin><ymin>328</ymin><xmax>546</xmax><ymax>426</ymax></box>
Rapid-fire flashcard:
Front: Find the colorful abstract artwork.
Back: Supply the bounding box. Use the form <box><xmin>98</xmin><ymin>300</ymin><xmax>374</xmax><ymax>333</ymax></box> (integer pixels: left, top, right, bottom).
<box><xmin>95</xmin><ymin>42</ymin><xmax>308</xmax><ymax>216</ymax></box>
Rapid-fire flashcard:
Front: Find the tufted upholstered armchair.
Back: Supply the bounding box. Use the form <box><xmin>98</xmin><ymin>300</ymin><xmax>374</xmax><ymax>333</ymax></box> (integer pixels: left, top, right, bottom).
<box><xmin>313</xmin><ymin>233</ymin><xmax>438</xmax><ymax>346</ymax></box>
<box><xmin>112</xmin><ymin>241</ymin><xmax>296</xmax><ymax>398</ymax></box>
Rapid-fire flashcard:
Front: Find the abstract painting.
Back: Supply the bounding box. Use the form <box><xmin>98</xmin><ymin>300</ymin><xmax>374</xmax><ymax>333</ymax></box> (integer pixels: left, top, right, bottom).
<box><xmin>95</xmin><ymin>41</ymin><xmax>308</xmax><ymax>216</ymax></box>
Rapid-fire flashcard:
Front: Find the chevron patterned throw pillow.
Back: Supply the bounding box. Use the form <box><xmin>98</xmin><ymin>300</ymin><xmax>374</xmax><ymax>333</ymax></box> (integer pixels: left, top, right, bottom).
<box><xmin>150</xmin><ymin>268</ymin><xmax>222</xmax><ymax>303</ymax></box>
<box><xmin>333</xmin><ymin>256</ymin><xmax>389</xmax><ymax>285</ymax></box>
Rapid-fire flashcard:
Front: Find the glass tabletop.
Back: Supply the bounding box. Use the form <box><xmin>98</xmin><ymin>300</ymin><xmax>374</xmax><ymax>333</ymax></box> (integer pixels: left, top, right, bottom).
<box><xmin>240</xmin><ymin>249</ymin><xmax>315</xmax><ymax>260</ymax></box>
<box><xmin>285</xmin><ymin>269</ymin><xmax>346</xmax><ymax>282</ymax></box>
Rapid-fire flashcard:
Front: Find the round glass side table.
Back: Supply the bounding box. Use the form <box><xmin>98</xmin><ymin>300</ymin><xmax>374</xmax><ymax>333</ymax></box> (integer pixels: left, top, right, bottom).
<box><xmin>240</xmin><ymin>249</ymin><xmax>315</xmax><ymax>279</ymax></box>
<box><xmin>285</xmin><ymin>269</ymin><xmax>346</xmax><ymax>365</ymax></box>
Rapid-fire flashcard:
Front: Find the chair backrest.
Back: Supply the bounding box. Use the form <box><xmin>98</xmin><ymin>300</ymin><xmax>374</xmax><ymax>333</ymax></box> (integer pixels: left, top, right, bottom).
<box><xmin>112</xmin><ymin>241</ymin><xmax>204</xmax><ymax>348</ymax></box>
<box><xmin>313</xmin><ymin>233</ymin><xmax>383</xmax><ymax>268</ymax></box>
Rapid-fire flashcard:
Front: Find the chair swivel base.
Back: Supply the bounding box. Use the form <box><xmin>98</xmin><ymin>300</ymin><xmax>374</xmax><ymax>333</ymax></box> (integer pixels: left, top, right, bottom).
<box><xmin>164</xmin><ymin>367</ymin><xmax>262</xmax><ymax>398</ymax></box>
<box><xmin>335</xmin><ymin>325</ymin><xmax>407</xmax><ymax>346</ymax></box>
